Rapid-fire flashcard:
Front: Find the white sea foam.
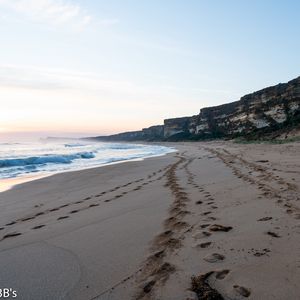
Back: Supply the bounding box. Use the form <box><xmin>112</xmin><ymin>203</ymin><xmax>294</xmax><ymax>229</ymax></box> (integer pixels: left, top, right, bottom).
<box><xmin>0</xmin><ymin>140</ymin><xmax>175</xmax><ymax>179</ymax></box>
<box><xmin>64</xmin><ymin>143</ymin><xmax>86</xmax><ymax>148</ymax></box>
<box><xmin>0</xmin><ymin>152</ymin><xmax>96</xmax><ymax>168</ymax></box>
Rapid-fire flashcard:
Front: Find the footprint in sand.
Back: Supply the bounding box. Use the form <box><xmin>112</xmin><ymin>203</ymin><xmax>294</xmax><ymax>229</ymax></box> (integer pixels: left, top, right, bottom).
<box><xmin>151</xmin><ymin>262</ymin><xmax>176</xmax><ymax>279</ymax></box>
<box><xmin>57</xmin><ymin>216</ymin><xmax>69</xmax><ymax>220</ymax></box>
<box><xmin>2</xmin><ymin>232</ymin><xmax>22</xmax><ymax>240</ymax></box>
<box><xmin>49</xmin><ymin>208</ymin><xmax>59</xmax><ymax>212</ymax></box>
<box><xmin>35</xmin><ymin>212</ymin><xmax>45</xmax><ymax>216</ymax></box>
<box><xmin>191</xmin><ymin>271</ymin><xmax>223</xmax><ymax>300</ymax></box>
<box><xmin>252</xmin><ymin>248</ymin><xmax>270</xmax><ymax>257</ymax></box>
<box><xmin>209</xmin><ymin>224</ymin><xmax>233</xmax><ymax>232</ymax></box>
<box><xmin>202</xmin><ymin>211</ymin><xmax>212</xmax><ymax>216</ymax></box>
<box><xmin>204</xmin><ymin>253</ymin><xmax>225</xmax><ymax>263</ymax></box>
<box><xmin>32</xmin><ymin>225</ymin><xmax>45</xmax><ymax>230</ymax></box>
<box><xmin>233</xmin><ymin>285</ymin><xmax>251</xmax><ymax>297</ymax></box>
<box><xmin>21</xmin><ymin>217</ymin><xmax>35</xmax><ymax>222</ymax></box>
<box><xmin>161</xmin><ymin>237</ymin><xmax>182</xmax><ymax>249</ymax></box>
<box><xmin>5</xmin><ymin>221</ymin><xmax>16</xmax><ymax>226</ymax></box>
<box><xmin>164</xmin><ymin>216</ymin><xmax>176</xmax><ymax>225</ymax></box>
<box><xmin>195</xmin><ymin>241</ymin><xmax>212</xmax><ymax>249</ymax></box>
<box><xmin>199</xmin><ymin>224</ymin><xmax>210</xmax><ymax>229</ymax></box>
<box><xmin>257</xmin><ymin>217</ymin><xmax>272</xmax><ymax>221</ymax></box>
<box><xmin>206</xmin><ymin>216</ymin><xmax>217</xmax><ymax>221</ymax></box>
<box><xmin>89</xmin><ymin>203</ymin><xmax>99</xmax><ymax>207</ymax></box>
<box><xmin>266</xmin><ymin>231</ymin><xmax>280</xmax><ymax>238</ymax></box>
<box><xmin>173</xmin><ymin>221</ymin><xmax>189</xmax><ymax>229</ymax></box>
<box><xmin>143</xmin><ymin>280</ymin><xmax>156</xmax><ymax>294</ymax></box>
<box><xmin>176</xmin><ymin>210</ymin><xmax>191</xmax><ymax>217</ymax></box>
<box><xmin>69</xmin><ymin>210</ymin><xmax>79</xmax><ymax>214</ymax></box>
<box><xmin>193</xmin><ymin>231</ymin><xmax>211</xmax><ymax>239</ymax></box>
<box><xmin>162</xmin><ymin>229</ymin><xmax>173</xmax><ymax>236</ymax></box>
<box><xmin>152</xmin><ymin>250</ymin><xmax>165</xmax><ymax>259</ymax></box>
<box><xmin>215</xmin><ymin>269</ymin><xmax>230</xmax><ymax>279</ymax></box>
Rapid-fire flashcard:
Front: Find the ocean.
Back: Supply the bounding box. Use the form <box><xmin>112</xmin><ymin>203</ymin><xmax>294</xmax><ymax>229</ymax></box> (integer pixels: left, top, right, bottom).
<box><xmin>0</xmin><ymin>140</ymin><xmax>175</xmax><ymax>180</ymax></box>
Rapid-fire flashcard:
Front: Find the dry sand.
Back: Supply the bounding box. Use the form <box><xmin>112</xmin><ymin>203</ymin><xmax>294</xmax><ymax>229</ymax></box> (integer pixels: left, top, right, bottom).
<box><xmin>0</xmin><ymin>141</ymin><xmax>299</xmax><ymax>300</ymax></box>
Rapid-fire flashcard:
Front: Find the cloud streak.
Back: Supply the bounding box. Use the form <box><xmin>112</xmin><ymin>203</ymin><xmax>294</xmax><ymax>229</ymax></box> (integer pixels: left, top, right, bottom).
<box><xmin>0</xmin><ymin>64</ymin><xmax>240</xmax><ymax>107</ymax></box>
<box><xmin>0</xmin><ymin>64</ymin><xmax>145</xmax><ymax>95</ymax></box>
<box><xmin>0</xmin><ymin>0</ymin><xmax>92</xmax><ymax>29</ymax></box>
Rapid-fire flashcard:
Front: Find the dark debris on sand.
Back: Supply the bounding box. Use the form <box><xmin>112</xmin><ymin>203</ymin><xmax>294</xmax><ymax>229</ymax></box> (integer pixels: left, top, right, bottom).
<box><xmin>191</xmin><ymin>272</ymin><xmax>224</xmax><ymax>300</ymax></box>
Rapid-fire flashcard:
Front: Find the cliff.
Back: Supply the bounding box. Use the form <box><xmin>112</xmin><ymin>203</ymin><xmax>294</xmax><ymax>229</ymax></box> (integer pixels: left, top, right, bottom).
<box><xmin>90</xmin><ymin>76</ymin><xmax>300</xmax><ymax>142</ymax></box>
<box><xmin>92</xmin><ymin>125</ymin><xmax>164</xmax><ymax>141</ymax></box>
<box><xmin>193</xmin><ymin>76</ymin><xmax>300</xmax><ymax>138</ymax></box>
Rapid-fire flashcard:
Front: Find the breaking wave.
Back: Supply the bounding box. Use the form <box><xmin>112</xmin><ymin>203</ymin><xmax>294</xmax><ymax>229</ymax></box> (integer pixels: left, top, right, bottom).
<box><xmin>64</xmin><ymin>143</ymin><xmax>86</xmax><ymax>148</ymax></box>
<box><xmin>0</xmin><ymin>152</ymin><xmax>95</xmax><ymax>168</ymax></box>
<box><xmin>0</xmin><ymin>141</ymin><xmax>175</xmax><ymax>180</ymax></box>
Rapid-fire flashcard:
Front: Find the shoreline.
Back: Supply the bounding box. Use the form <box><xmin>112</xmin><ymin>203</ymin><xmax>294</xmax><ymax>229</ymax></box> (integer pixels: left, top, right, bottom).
<box><xmin>0</xmin><ymin>145</ymin><xmax>177</xmax><ymax>193</ymax></box>
<box><xmin>0</xmin><ymin>173</ymin><xmax>49</xmax><ymax>193</ymax></box>
<box><xmin>0</xmin><ymin>141</ymin><xmax>299</xmax><ymax>299</ymax></box>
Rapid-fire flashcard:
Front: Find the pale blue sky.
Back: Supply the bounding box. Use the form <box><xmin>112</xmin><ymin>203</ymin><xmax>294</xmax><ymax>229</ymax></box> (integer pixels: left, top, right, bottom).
<box><xmin>0</xmin><ymin>0</ymin><xmax>299</xmax><ymax>138</ymax></box>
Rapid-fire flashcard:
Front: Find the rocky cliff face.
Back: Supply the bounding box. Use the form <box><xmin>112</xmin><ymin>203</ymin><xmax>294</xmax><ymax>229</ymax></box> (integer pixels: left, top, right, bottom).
<box><xmin>91</xmin><ymin>76</ymin><xmax>300</xmax><ymax>141</ymax></box>
<box><xmin>199</xmin><ymin>76</ymin><xmax>300</xmax><ymax>137</ymax></box>
<box><xmin>163</xmin><ymin>76</ymin><xmax>300</xmax><ymax>139</ymax></box>
<box><xmin>164</xmin><ymin>116</ymin><xmax>196</xmax><ymax>137</ymax></box>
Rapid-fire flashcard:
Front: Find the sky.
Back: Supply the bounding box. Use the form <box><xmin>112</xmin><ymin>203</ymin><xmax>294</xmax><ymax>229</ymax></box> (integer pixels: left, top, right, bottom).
<box><xmin>0</xmin><ymin>0</ymin><xmax>299</xmax><ymax>140</ymax></box>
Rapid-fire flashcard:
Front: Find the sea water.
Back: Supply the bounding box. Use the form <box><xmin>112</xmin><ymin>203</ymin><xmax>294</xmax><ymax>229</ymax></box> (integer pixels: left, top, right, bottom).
<box><xmin>0</xmin><ymin>140</ymin><xmax>175</xmax><ymax>180</ymax></box>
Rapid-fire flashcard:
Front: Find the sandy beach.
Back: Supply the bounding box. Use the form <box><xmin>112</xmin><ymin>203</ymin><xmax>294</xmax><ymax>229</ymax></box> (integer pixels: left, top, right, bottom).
<box><xmin>0</xmin><ymin>141</ymin><xmax>299</xmax><ymax>300</ymax></box>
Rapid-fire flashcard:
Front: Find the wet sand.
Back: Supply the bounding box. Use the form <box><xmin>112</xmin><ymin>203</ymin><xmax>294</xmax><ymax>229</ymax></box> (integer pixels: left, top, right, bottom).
<box><xmin>0</xmin><ymin>141</ymin><xmax>299</xmax><ymax>300</ymax></box>
<box><xmin>0</xmin><ymin>174</ymin><xmax>49</xmax><ymax>193</ymax></box>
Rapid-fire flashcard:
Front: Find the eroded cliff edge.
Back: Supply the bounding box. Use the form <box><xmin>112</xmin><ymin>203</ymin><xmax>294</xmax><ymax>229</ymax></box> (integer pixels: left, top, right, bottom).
<box><xmin>91</xmin><ymin>76</ymin><xmax>300</xmax><ymax>141</ymax></box>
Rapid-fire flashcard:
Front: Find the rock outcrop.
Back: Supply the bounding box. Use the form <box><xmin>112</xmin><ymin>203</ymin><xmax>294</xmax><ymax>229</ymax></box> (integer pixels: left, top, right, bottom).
<box><xmin>91</xmin><ymin>76</ymin><xmax>300</xmax><ymax>141</ymax></box>
<box><xmin>164</xmin><ymin>116</ymin><xmax>197</xmax><ymax>138</ymax></box>
<box><xmin>93</xmin><ymin>125</ymin><xmax>164</xmax><ymax>141</ymax></box>
<box><xmin>193</xmin><ymin>76</ymin><xmax>300</xmax><ymax>138</ymax></box>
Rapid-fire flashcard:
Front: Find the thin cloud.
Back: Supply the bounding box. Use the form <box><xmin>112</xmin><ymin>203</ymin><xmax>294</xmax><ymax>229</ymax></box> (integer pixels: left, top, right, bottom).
<box><xmin>0</xmin><ymin>0</ymin><xmax>92</xmax><ymax>28</ymax></box>
<box><xmin>0</xmin><ymin>64</ymin><xmax>239</xmax><ymax>111</ymax></box>
<box><xmin>0</xmin><ymin>64</ymin><xmax>148</xmax><ymax>95</ymax></box>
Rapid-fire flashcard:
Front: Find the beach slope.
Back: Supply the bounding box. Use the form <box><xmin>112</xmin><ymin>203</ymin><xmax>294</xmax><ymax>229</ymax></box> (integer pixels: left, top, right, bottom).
<box><xmin>0</xmin><ymin>142</ymin><xmax>299</xmax><ymax>300</ymax></box>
